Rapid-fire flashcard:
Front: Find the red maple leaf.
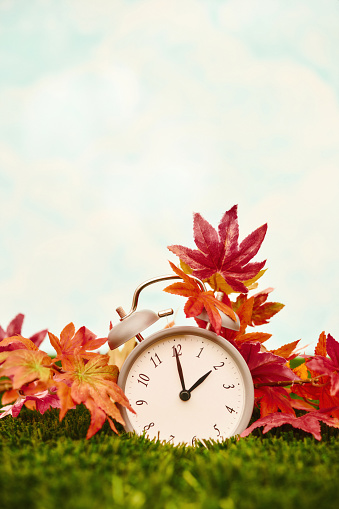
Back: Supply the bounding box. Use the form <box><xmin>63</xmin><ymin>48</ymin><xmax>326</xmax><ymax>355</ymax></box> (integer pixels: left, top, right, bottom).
<box><xmin>240</xmin><ymin>409</ymin><xmax>339</xmax><ymax>441</ymax></box>
<box><xmin>168</xmin><ymin>205</ymin><xmax>267</xmax><ymax>294</ymax></box>
<box><xmin>0</xmin><ymin>313</ymin><xmax>47</xmax><ymax>352</ymax></box>
<box><xmin>164</xmin><ymin>262</ymin><xmax>237</xmax><ymax>334</ymax></box>
<box><xmin>289</xmin><ymin>333</ymin><xmax>339</xmax><ymax>418</ymax></box>
<box><xmin>306</xmin><ymin>334</ymin><xmax>339</xmax><ymax>397</ymax></box>
<box><xmin>255</xmin><ymin>386</ymin><xmax>296</xmax><ymax>417</ymax></box>
<box><xmin>239</xmin><ymin>342</ymin><xmax>299</xmax><ymax>385</ymax></box>
<box><xmin>237</xmin><ymin>342</ymin><xmax>299</xmax><ymax>418</ymax></box>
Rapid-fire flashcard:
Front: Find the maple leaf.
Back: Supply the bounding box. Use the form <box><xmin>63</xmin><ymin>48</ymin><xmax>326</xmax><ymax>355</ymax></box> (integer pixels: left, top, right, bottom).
<box><xmin>270</xmin><ymin>340</ymin><xmax>300</xmax><ymax>361</ymax></box>
<box><xmin>48</xmin><ymin>323</ymin><xmax>108</xmax><ymax>370</ymax></box>
<box><xmin>0</xmin><ymin>390</ymin><xmax>60</xmax><ymax>419</ymax></box>
<box><xmin>292</xmin><ymin>361</ymin><xmax>309</xmax><ymax>380</ymax></box>
<box><xmin>164</xmin><ymin>262</ymin><xmax>237</xmax><ymax>334</ymax></box>
<box><xmin>255</xmin><ymin>386</ymin><xmax>296</xmax><ymax>417</ymax></box>
<box><xmin>232</xmin><ymin>289</ymin><xmax>284</xmax><ymax>327</ymax></box>
<box><xmin>56</xmin><ymin>354</ymin><xmax>135</xmax><ymax>439</ymax></box>
<box><xmin>291</xmin><ymin>381</ymin><xmax>339</xmax><ymax>419</ymax></box>
<box><xmin>168</xmin><ymin>205</ymin><xmax>267</xmax><ymax>294</ymax></box>
<box><xmin>1</xmin><ymin>388</ymin><xmax>18</xmax><ymax>405</ymax></box>
<box><xmin>232</xmin><ymin>295</ymin><xmax>255</xmax><ymax>336</ymax></box>
<box><xmin>218</xmin><ymin>295</ymin><xmax>271</xmax><ymax>346</ymax></box>
<box><xmin>306</xmin><ymin>334</ymin><xmax>339</xmax><ymax>397</ymax></box>
<box><xmin>0</xmin><ymin>313</ymin><xmax>47</xmax><ymax>352</ymax></box>
<box><xmin>239</xmin><ymin>342</ymin><xmax>299</xmax><ymax>385</ymax></box>
<box><xmin>0</xmin><ymin>335</ymin><xmax>40</xmax><ymax>353</ymax></box>
<box><xmin>240</xmin><ymin>409</ymin><xmax>339</xmax><ymax>441</ymax></box>
<box><xmin>250</xmin><ymin>289</ymin><xmax>284</xmax><ymax>326</ymax></box>
<box><xmin>235</xmin><ymin>332</ymin><xmax>272</xmax><ymax>345</ymax></box>
<box><xmin>0</xmin><ymin>349</ymin><xmax>53</xmax><ymax>389</ymax></box>
<box><xmin>237</xmin><ymin>342</ymin><xmax>299</xmax><ymax>418</ymax></box>
<box><xmin>314</xmin><ymin>330</ymin><xmax>327</xmax><ymax>357</ymax></box>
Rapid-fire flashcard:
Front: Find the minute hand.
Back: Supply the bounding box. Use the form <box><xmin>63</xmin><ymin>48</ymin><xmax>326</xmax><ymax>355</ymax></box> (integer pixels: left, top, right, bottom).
<box><xmin>174</xmin><ymin>347</ymin><xmax>186</xmax><ymax>391</ymax></box>
<box><xmin>188</xmin><ymin>370</ymin><xmax>212</xmax><ymax>393</ymax></box>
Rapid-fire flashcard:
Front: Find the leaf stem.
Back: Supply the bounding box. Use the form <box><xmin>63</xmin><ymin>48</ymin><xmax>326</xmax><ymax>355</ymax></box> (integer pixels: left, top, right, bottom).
<box><xmin>254</xmin><ymin>376</ymin><xmax>326</xmax><ymax>388</ymax></box>
<box><xmin>44</xmin><ymin>363</ymin><xmax>65</xmax><ymax>373</ymax></box>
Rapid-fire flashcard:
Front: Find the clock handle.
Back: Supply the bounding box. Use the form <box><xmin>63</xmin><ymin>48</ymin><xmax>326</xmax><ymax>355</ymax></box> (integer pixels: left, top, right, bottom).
<box><xmin>122</xmin><ymin>274</ymin><xmax>207</xmax><ymax>320</ymax></box>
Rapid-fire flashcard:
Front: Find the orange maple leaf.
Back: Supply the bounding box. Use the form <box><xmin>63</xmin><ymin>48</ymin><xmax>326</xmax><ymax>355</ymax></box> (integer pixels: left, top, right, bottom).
<box><xmin>314</xmin><ymin>331</ymin><xmax>327</xmax><ymax>357</ymax></box>
<box><xmin>0</xmin><ymin>349</ymin><xmax>53</xmax><ymax>389</ymax></box>
<box><xmin>271</xmin><ymin>340</ymin><xmax>300</xmax><ymax>360</ymax></box>
<box><xmin>48</xmin><ymin>323</ymin><xmax>108</xmax><ymax>370</ymax></box>
<box><xmin>164</xmin><ymin>262</ymin><xmax>237</xmax><ymax>334</ymax></box>
<box><xmin>56</xmin><ymin>354</ymin><xmax>135</xmax><ymax>438</ymax></box>
<box><xmin>236</xmin><ymin>332</ymin><xmax>272</xmax><ymax>344</ymax></box>
<box><xmin>233</xmin><ymin>290</ymin><xmax>284</xmax><ymax>328</ymax></box>
<box><xmin>0</xmin><ymin>335</ymin><xmax>39</xmax><ymax>352</ymax></box>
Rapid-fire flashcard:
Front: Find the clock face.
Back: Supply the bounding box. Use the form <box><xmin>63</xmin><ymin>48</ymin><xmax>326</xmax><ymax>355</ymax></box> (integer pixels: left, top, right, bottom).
<box><xmin>118</xmin><ymin>327</ymin><xmax>254</xmax><ymax>446</ymax></box>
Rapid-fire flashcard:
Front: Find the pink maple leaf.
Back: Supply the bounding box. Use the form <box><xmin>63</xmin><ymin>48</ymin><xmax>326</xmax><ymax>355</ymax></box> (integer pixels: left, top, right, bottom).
<box><xmin>168</xmin><ymin>205</ymin><xmax>267</xmax><ymax>293</ymax></box>
<box><xmin>240</xmin><ymin>409</ymin><xmax>339</xmax><ymax>441</ymax></box>
<box><xmin>0</xmin><ymin>314</ymin><xmax>47</xmax><ymax>352</ymax></box>
<box><xmin>0</xmin><ymin>390</ymin><xmax>61</xmax><ymax>419</ymax></box>
<box><xmin>239</xmin><ymin>341</ymin><xmax>299</xmax><ymax>384</ymax></box>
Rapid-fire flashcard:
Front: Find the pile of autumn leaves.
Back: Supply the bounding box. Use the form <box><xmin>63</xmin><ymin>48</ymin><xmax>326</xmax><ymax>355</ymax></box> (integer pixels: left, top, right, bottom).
<box><xmin>1</xmin><ymin>205</ymin><xmax>339</xmax><ymax>440</ymax></box>
<box><xmin>0</xmin><ymin>317</ymin><xmax>133</xmax><ymax>438</ymax></box>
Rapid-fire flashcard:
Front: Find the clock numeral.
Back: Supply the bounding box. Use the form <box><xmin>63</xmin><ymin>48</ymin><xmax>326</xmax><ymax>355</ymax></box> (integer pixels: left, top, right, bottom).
<box><xmin>223</xmin><ymin>384</ymin><xmax>235</xmax><ymax>389</ymax></box>
<box><xmin>196</xmin><ymin>347</ymin><xmax>204</xmax><ymax>358</ymax></box>
<box><xmin>213</xmin><ymin>424</ymin><xmax>221</xmax><ymax>437</ymax></box>
<box><xmin>150</xmin><ymin>353</ymin><xmax>162</xmax><ymax>368</ymax></box>
<box><xmin>167</xmin><ymin>434</ymin><xmax>175</xmax><ymax>443</ymax></box>
<box><xmin>172</xmin><ymin>344</ymin><xmax>182</xmax><ymax>356</ymax></box>
<box><xmin>213</xmin><ymin>361</ymin><xmax>225</xmax><ymax>370</ymax></box>
<box><xmin>135</xmin><ymin>400</ymin><xmax>148</xmax><ymax>405</ymax></box>
<box><xmin>225</xmin><ymin>405</ymin><xmax>236</xmax><ymax>414</ymax></box>
<box><xmin>143</xmin><ymin>422</ymin><xmax>154</xmax><ymax>432</ymax></box>
<box><xmin>137</xmin><ymin>373</ymin><xmax>150</xmax><ymax>387</ymax></box>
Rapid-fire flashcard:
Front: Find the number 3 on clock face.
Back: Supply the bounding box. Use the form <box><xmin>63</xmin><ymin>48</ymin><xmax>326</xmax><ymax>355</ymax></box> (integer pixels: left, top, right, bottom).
<box><xmin>117</xmin><ymin>326</ymin><xmax>254</xmax><ymax>446</ymax></box>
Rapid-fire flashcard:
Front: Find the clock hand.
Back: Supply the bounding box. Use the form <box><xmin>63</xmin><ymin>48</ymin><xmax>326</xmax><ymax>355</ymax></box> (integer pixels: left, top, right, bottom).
<box><xmin>187</xmin><ymin>370</ymin><xmax>212</xmax><ymax>393</ymax></box>
<box><xmin>174</xmin><ymin>347</ymin><xmax>186</xmax><ymax>391</ymax></box>
<box><xmin>174</xmin><ymin>348</ymin><xmax>192</xmax><ymax>401</ymax></box>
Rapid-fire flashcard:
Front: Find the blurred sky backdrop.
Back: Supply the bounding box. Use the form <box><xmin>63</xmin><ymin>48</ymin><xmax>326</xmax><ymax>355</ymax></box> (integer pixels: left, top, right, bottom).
<box><xmin>0</xmin><ymin>0</ymin><xmax>338</xmax><ymax>354</ymax></box>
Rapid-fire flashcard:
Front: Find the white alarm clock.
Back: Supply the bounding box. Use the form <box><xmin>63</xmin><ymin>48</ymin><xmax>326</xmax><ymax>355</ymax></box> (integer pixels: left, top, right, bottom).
<box><xmin>108</xmin><ymin>275</ymin><xmax>254</xmax><ymax>446</ymax></box>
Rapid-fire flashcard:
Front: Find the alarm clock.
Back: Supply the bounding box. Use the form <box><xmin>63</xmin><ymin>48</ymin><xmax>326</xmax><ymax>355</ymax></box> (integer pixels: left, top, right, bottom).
<box><xmin>108</xmin><ymin>275</ymin><xmax>254</xmax><ymax>446</ymax></box>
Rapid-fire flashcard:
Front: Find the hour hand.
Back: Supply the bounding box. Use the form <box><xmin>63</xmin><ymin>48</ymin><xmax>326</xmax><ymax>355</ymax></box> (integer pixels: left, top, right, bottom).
<box><xmin>188</xmin><ymin>370</ymin><xmax>212</xmax><ymax>393</ymax></box>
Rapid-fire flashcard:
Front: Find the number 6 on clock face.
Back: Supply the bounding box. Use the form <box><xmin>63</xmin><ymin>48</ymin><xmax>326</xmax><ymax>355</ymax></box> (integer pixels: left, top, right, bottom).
<box><xmin>117</xmin><ymin>326</ymin><xmax>254</xmax><ymax>446</ymax></box>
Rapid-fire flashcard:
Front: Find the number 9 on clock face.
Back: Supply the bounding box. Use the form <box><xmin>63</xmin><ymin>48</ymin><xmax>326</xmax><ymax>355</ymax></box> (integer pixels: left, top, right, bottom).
<box><xmin>117</xmin><ymin>327</ymin><xmax>254</xmax><ymax>446</ymax></box>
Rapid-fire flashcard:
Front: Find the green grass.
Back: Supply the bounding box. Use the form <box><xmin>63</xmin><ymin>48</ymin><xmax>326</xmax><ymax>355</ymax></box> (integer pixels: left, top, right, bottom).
<box><xmin>1</xmin><ymin>406</ymin><xmax>339</xmax><ymax>509</ymax></box>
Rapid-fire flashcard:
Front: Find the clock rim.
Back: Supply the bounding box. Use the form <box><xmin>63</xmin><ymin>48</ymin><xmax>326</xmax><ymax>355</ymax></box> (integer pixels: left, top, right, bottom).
<box><xmin>117</xmin><ymin>325</ymin><xmax>254</xmax><ymax>441</ymax></box>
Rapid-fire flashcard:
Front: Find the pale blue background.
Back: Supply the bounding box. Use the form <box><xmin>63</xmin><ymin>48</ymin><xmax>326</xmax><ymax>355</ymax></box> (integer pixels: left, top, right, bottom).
<box><xmin>0</xmin><ymin>0</ymin><xmax>338</xmax><ymax>354</ymax></box>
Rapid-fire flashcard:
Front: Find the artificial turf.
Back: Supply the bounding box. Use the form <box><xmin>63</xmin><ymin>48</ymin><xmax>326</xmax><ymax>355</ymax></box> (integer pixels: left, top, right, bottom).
<box><xmin>1</xmin><ymin>405</ymin><xmax>338</xmax><ymax>509</ymax></box>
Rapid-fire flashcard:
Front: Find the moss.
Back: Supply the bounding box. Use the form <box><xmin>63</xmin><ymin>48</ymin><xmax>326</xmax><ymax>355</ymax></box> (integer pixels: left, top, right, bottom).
<box><xmin>1</xmin><ymin>405</ymin><xmax>338</xmax><ymax>509</ymax></box>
